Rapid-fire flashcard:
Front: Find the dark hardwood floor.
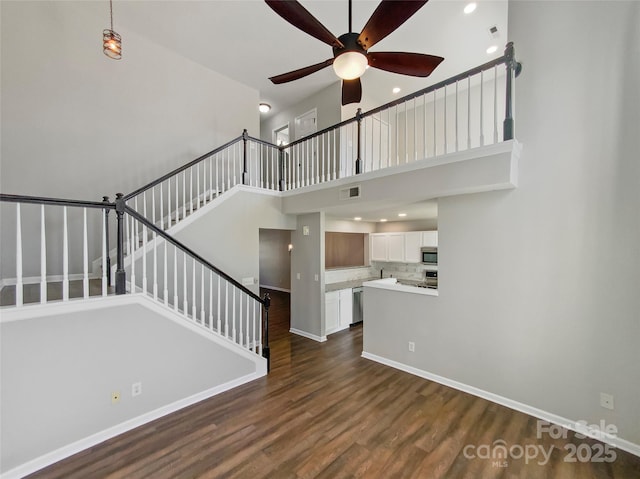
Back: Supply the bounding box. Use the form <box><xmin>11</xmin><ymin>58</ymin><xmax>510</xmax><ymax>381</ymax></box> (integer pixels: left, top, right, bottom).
<box><xmin>27</xmin><ymin>289</ymin><xmax>640</xmax><ymax>478</ymax></box>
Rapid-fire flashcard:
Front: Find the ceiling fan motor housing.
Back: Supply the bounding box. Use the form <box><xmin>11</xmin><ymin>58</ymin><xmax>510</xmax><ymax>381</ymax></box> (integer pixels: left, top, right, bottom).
<box><xmin>333</xmin><ymin>32</ymin><xmax>367</xmax><ymax>58</ymax></box>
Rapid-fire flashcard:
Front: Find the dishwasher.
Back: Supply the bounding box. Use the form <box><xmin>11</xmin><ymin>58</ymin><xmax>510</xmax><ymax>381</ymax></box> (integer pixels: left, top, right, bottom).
<box><xmin>351</xmin><ymin>287</ymin><xmax>363</xmax><ymax>325</ymax></box>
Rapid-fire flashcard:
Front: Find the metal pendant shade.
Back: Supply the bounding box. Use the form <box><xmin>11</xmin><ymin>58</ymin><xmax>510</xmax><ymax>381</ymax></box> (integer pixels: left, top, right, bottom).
<box><xmin>103</xmin><ymin>0</ymin><xmax>122</xmax><ymax>60</ymax></box>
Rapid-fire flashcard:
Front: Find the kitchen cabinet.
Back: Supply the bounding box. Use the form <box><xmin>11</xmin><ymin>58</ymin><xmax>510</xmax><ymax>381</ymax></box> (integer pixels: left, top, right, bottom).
<box><xmin>421</xmin><ymin>231</ymin><xmax>438</xmax><ymax>247</ymax></box>
<box><xmin>370</xmin><ymin>234</ymin><xmax>388</xmax><ymax>262</ymax></box>
<box><xmin>370</xmin><ymin>230</ymin><xmax>437</xmax><ymax>263</ymax></box>
<box><xmin>387</xmin><ymin>234</ymin><xmax>405</xmax><ymax>262</ymax></box>
<box><xmin>325</xmin><ymin>288</ymin><xmax>353</xmax><ymax>335</ymax></box>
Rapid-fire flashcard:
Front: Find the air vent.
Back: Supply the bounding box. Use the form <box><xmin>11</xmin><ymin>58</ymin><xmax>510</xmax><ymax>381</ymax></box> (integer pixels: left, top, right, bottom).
<box><xmin>339</xmin><ymin>185</ymin><xmax>361</xmax><ymax>200</ymax></box>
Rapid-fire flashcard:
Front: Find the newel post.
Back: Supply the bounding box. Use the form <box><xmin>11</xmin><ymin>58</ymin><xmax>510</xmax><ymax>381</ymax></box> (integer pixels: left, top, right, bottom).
<box><xmin>114</xmin><ymin>193</ymin><xmax>126</xmax><ymax>294</ymax></box>
<box><xmin>242</xmin><ymin>129</ymin><xmax>249</xmax><ymax>185</ymax></box>
<box><xmin>262</xmin><ymin>292</ymin><xmax>271</xmax><ymax>371</ymax></box>
<box><xmin>355</xmin><ymin>108</ymin><xmax>363</xmax><ymax>174</ymax></box>
<box><xmin>102</xmin><ymin>196</ymin><xmax>112</xmax><ymax>287</ymax></box>
<box><xmin>503</xmin><ymin>42</ymin><xmax>522</xmax><ymax>141</ymax></box>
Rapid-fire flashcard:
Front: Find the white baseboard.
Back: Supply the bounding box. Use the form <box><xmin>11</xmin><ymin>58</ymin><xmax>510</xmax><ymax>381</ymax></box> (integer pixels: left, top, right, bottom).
<box><xmin>259</xmin><ymin>285</ymin><xmax>291</xmax><ymax>293</ymax></box>
<box><xmin>0</xmin><ymin>371</ymin><xmax>262</xmax><ymax>479</ymax></box>
<box><xmin>361</xmin><ymin>351</ymin><xmax>640</xmax><ymax>459</ymax></box>
<box><xmin>289</xmin><ymin>327</ymin><xmax>326</xmax><ymax>342</ymax></box>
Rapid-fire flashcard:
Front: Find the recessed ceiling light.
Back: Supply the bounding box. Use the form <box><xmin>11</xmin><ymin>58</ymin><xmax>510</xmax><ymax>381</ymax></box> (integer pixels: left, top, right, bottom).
<box><xmin>259</xmin><ymin>103</ymin><xmax>271</xmax><ymax>113</ymax></box>
<box><xmin>464</xmin><ymin>3</ymin><xmax>477</xmax><ymax>14</ymax></box>
<box><xmin>354</xmin><ymin>217</ymin><xmax>362</xmax><ymax>221</ymax></box>
<box><xmin>380</xmin><ymin>218</ymin><xmax>388</xmax><ymax>222</ymax></box>
<box><xmin>486</xmin><ymin>45</ymin><xmax>498</xmax><ymax>55</ymax></box>
<box><xmin>398</xmin><ymin>213</ymin><xmax>407</xmax><ymax>217</ymax></box>
<box><xmin>392</xmin><ymin>87</ymin><xmax>401</xmax><ymax>94</ymax></box>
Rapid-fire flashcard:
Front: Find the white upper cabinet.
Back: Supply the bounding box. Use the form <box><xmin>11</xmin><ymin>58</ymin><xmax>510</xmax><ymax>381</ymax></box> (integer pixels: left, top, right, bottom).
<box><xmin>421</xmin><ymin>231</ymin><xmax>438</xmax><ymax>247</ymax></box>
<box><xmin>404</xmin><ymin>232</ymin><xmax>422</xmax><ymax>263</ymax></box>
<box><xmin>387</xmin><ymin>234</ymin><xmax>405</xmax><ymax>262</ymax></box>
<box><xmin>370</xmin><ymin>230</ymin><xmax>438</xmax><ymax>263</ymax></box>
<box><xmin>370</xmin><ymin>234</ymin><xmax>388</xmax><ymax>262</ymax></box>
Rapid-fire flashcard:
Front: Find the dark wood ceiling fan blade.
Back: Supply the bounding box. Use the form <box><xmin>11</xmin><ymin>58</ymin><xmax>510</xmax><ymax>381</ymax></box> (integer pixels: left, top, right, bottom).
<box><xmin>358</xmin><ymin>0</ymin><xmax>428</xmax><ymax>50</ymax></box>
<box><xmin>269</xmin><ymin>59</ymin><xmax>334</xmax><ymax>84</ymax></box>
<box><xmin>367</xmin><ymin>52</ymin><xmax>444</xmax><ymax>77</ymax></box>
<box><xmin>265</xmin><ymin>0</ymin><xmax>343</xmax><ymax>48</ymax></box>
<box><xmin>342</xmin><ymin>78</ymin><xmax>362</xmax><ymax>105</ymax></box>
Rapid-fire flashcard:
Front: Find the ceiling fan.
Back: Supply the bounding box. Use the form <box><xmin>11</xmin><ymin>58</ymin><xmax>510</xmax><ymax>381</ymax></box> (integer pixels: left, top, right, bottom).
<box><xmin>266</xmin><ymin>0</ymin><xmax>444</xmax><ymax>105</ymax></box>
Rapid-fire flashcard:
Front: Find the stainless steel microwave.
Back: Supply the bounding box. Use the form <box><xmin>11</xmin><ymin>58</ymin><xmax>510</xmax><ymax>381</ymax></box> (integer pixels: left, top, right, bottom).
<box><xmin>421</xmin><ymin>247</ymin><xmax>438</xmax><ymax>265</ymax></box>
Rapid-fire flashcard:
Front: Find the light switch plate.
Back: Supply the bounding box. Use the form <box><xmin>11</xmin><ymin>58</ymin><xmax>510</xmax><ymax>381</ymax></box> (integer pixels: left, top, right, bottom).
<box><xmin>303</xmin><ymin>226</ymin><xmax>310</xmax><ymax>236</ymax></box>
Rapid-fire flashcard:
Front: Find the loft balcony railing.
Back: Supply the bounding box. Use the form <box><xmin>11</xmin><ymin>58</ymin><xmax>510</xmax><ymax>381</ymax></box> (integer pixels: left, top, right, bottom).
<box><xmin>122</xmin><ymin>43</ymin><xmax>521</xmax><ymax>232</ymax></box>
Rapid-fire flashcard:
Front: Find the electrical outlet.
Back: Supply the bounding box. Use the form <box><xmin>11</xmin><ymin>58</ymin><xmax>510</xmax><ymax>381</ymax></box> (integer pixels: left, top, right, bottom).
<box><xmin>132</xmin><ymin>382</ymin><xmax>142</xmax><ymax>397</ymax></box>
<box><xmin>408</xmin><ymin>341</ymin><xmax>415</xmax><ymax>352</ymax></box>
<box><xmin>111</xmin><ymin>391</ymin><xmax>121</xmax><ymax>404</ymax></box>
<box><xmin>296</xmin><ymin>273</ymin><xmax>301</xmax><ymax>280</ymax></box>
<box><xmin>600</xmin><ymin>392</ymin><xmax>614</xmax><ymax>410</ymax></box>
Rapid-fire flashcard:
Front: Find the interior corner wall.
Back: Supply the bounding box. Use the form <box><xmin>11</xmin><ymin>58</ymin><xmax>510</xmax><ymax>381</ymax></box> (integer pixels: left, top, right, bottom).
<box><xmin>290</xmin><ymin>212</ymin><xmax>325</xmax><ymax>339</ymax></box>
<box><xmin>260</xmin><ymin>82</ymin><xmax>341</xmax><ymax>142</ymax></box>
<box><xmin>259</xmin><ymin>229</ymin><xmax>292</xmax><ymax>291</ymax></box>
<box><xmin>0</xmin><ymin>1</ymin><xmax>259</xmax><ymax>200</ymax></box>
<box><xmin>364</xmin><ymin>0</ymin><xmax>640</xmax><ymax>448</ymax></box>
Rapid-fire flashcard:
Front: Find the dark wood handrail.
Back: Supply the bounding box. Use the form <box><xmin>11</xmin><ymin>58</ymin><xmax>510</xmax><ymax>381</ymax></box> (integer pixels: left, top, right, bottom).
<box><xmin>123</xmin><ymin>135</ymin><xmax>244</xmax><ymax>201</ymax></box>
<box><xmin>0</xmin><ymin>193</ymin><xmax>115</xmax><ymax>209</ymax></box>
<box><xmin>124</xmin><ymin>205</ymin><xmax>265</xmax><ymax>305</ymax></box>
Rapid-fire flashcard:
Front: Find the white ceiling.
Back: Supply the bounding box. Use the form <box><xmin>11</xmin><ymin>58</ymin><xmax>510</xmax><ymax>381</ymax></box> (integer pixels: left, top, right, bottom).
<box><xmin>324</xmin><ymin>198</ymin><xmax>439</xmax><ymax>223</ymax></box>
<box><xmin>118</xmin><ymin>0</ymin><xmax>509</xmax><ymax>115</ymax></box>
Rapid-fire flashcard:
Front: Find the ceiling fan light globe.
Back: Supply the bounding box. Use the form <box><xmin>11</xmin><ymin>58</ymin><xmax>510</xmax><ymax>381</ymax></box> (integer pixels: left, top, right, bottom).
<box><xmin>333</xmin><ymin>51</ymin><xmax>368</xmax><ymax>80</ymax></box>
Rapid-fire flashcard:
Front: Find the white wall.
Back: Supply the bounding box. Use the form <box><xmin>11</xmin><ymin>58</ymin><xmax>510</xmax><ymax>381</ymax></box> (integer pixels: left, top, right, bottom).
<box><xmin>259</xmin><ymin>229</ymin><xmax>292</xmax><ymax>291</ymax></box>
<box><xmin>0</xmin><ymin>297</ymin><xmax>259</xmax><ymax>474</ymax></box>
<box><xmin>0</xmin><ymin>1</ymin><xmax>259</xmax><ymax>279</ymax></box>
<box><xmin>172</xmin><ymin>188</ymin><xmax>295</xmax><ymax>296</ymax></box>
<box><xmin>364</xmin><ymin>0</ymin><xmax>640</xmax><ymax>449</ymax></box>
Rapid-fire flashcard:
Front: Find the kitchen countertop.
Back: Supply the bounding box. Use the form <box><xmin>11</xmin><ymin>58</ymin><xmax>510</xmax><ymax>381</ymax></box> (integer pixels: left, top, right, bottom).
<box><xmin>325</xmin><ymin>277</ymin><xmax>379</xmax><ymax>292</ymax></box>
<box><xmin>362</xmin><ymin>278</ymin><xmax>439</xmax><ymax>296</ymax></box>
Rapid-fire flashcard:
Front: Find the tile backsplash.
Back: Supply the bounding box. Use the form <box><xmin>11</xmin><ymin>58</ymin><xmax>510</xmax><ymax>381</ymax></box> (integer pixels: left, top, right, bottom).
<box><xmin>325</xmin><ymin>266</ymin><xmax>376</xmax><ymax>284</ymax></box>
<box><xmin>372</xmin><ymin>261</ymin><xmax>437</xmax><ymax>282</ymax></box>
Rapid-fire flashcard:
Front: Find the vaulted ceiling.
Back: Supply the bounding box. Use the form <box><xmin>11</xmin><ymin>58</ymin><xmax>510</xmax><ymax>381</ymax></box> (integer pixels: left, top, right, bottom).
<box><xmin>117</xmin><ymin>0</ymin><xmax>508</xmax><ymax>115</ymax></box>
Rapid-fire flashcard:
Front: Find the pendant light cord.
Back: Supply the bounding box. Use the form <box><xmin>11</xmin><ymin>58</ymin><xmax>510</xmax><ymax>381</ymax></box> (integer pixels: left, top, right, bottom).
<box><xmin>109</xmin><ymin>0</ymin><xmax>114</xmax><ymax>31</ymax></box>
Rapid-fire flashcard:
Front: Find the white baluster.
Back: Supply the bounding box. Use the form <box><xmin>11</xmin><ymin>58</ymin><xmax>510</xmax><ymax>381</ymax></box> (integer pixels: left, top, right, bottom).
<box><xmin>332</xmin><ymin>129</ymin><xmax>337</xmax><ymax>180</ymax></box>
<box><xmin>480</xmin><ymin>71</ymin><xmax>485</xmax><ymax>146</ymax></box>
<box><xmin>163</xmin><ymin>241</ymin><xmax>168</xmax><ymax>306</ymax></box>
<box><xmin>404</xmin><ymin>101</ymin><xmax>408</xmax><ymax>163</ymax></box>
<box><xmin>101</xmin><ymin>206</ymin><xmax>107</xmax><ymax>297</ymax></box>
<box><xmin>189</xmin><ymin>168</ymin><xmax>194</xmax><ymax>215</ymax></box>
<box><xmin>494</xmin><ymin>65</ymin><xmax>499</xmax><ymax>144</ymax></box>
<box><xmin>40</xmin><ymin>205</ymin><xmax>46</xmax><ymax>304</ymax></box>
<box><xmin>232</xmin><ymin>287</ymin><xmax>236</xmax><ymax>342</ymax></box>
<box><xmin>130</xmin><ymin>215</ymin><xmax>136</xmax><ymax>292</ymax></box>
<box><xmin>142</xmin><ymin>203</ymin><xmax>148</xmax><ymax>293</ymax></box>
<box><xmin>233</xmin><ymin>144</ymin><xmax>237</xmax><ymax>186</ymax></box>
<box><xmin>423</xmin><ymin>94</ymin><xmax>428</xmax><ymax>158</ymax></box>
<box><xmin>152</xmin><ymin>186</ymin><xmax>156</xmax><ymax>226</ymax></box>
<box><xmin>239</xmin><ymin>291</ymin><xmax>243</xmax><ymax>346</ymax></box>
<box><xmin>217</xmin><ymin>275</ymin><xmax>221</xmax><ymax>333</ymax></box>
<box><xmin>203</xmin><ymin>160</ymin><xmax>207</xmax><ymax>205</ymax></box>
<box><xmin>210</xmin><ymin>156</ymin><xmax>214</xmax><ymax>202</ymax></box>
<box><xmin>467</xmin><ymin>76</ymin><xmax>472</xmax><ymax>149</ymax></box>
<box><xmin>257</xmin><ymin>301</ymin><xmax>261</xmax><ymax>355</ymax></box>
<box><xmin>433</xmin><ymin>90</ymin><xmax>437</xmax><ymax>156</ymax></box>
<box><xmin>183</xmin><ymin>251</ymin><xmax>188</xmax><ymax>317</ymax></box>
<box><xmin>209</xmin><ymin>270</ymin><xmax>214</xmax><ymax>331</ymax></box>
<box><xmin>444</xmin><ymin>85</ymin><xmax>448</xmax><ymax>154</ymax></box>
<box><xmin>200</xmin><ymin>264</ymin><xmax>205</xmax><ymax>324</ymax></box>
<box><xmin>152</xmin><ymin>229</ymin><xmax>158</xmax><ymax>300</ymax></box>
<box><xmin>173</xmin><ymin>245</ymin><xmax>178</xmax><ymax>311</ymax></box>
<box><xmin>196</xmin><ymin>163</ymin><xmax>201</xmax><ymax>210</ymax></box>
<box><xmin>83</xmin><ymin>208</ymin><xmax>89</xmax><ymax>298</ymax></box>
<box><xmin>182</xmin><ymin>170</ymin><xmax>186</xmax><ymax>221</ymax></box>
<box><xmin>15</xmin><ymin>204</ymin><xmax>23</xmax><ymax>307</ymax></box>
<box><xmin>167</xmin><ymin>178</ymin><xmax>172</xmax><ymax>229</ymax></box>
<box><xmin>191</xmin><ymin>257</ymin><xmax>196</xmax><ymax>320</ymax></box>
<box><xmin>225</xmin><ymin>280</ymin><xmax>229</xmax><ymax>338</ymax></box>
<box><xmin>134</xmin><ymin>197</ymin><xmax>139</xmax><ymax>247</ymax></box>
<box><xmin>62</xmin><ymin>206</ymin><xmax>69</xmax><ymax>301</ymax></box>
<box><xmin>159</xmin><ymin>183</ymin><xmax>164</xmax><ymax>230</ymax></box>
<box><xmin>246</xmin><ymin>295</ymin><xmax>250</xmax><ymax>350</ymax></box>
<box><xmin>455</xmin><ymin>81</ymin><xmax>459</xmax><ymax>152</ymax></box>
<box><xmin>413</xmin><ymin>98</ymin><xmax>417</xmax><ymax>161</ymax></box>
<box><xmin>395</xmin><ymin>105</ymin><xmax>399</xmax><ymax>165</ymax></box>
<box><xmin>215</xmin><ymin>154</ymin><xmax>219</xmax><ymax>198</ymax></box>
<box><xmin>252</xmin><ymin>299</ymin><xmax>257</xmax><ymax>352</ymax></box>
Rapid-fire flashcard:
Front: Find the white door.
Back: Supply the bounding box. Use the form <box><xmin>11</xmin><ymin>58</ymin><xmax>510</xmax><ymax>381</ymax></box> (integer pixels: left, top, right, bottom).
<box><xmin>295</xmin><ymin>109</ymin><xmax>318</xmax><ymax>185</ymax></box>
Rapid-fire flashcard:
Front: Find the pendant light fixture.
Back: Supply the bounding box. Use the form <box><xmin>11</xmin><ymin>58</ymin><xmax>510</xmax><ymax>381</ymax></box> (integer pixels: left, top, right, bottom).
<box><xmin>103</xmin><ymin>0</ymin><xmax>122</xmax><ymax>60</ymax></box>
